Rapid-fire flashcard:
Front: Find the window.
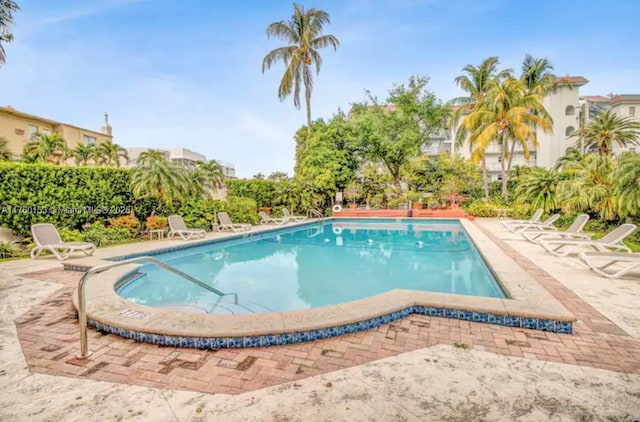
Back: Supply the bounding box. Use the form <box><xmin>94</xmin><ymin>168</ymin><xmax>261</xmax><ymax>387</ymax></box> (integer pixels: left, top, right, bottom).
<box><xmin>83</xmin><ymin>134</ymin><xmax>97</xmax><ymax>145</ymax></box>
<box><xmin>28</xmin><ymin>124</ymin><xmax>38</xmax><ymax>139</ymax></box>
<box><xmin>630</xmin><ymin>106</ymin><xmax>636</xmax><ymax>118</ymax></box>
<box><xmin>41</xmin><ymin>128</ymin><xmax>51</xmax><ymax>136</ymax></box>
<box><xmin>565</xmin><ymin>126</ymin><xmax>575</xmax><ymax>137</ymax></box>
<box><xmin>565</xmin><ymin>105</ymin><xmax>575</xmax><ymax>116</ymax></box>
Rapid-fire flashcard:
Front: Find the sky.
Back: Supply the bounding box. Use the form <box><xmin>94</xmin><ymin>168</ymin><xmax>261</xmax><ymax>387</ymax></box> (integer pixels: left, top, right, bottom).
<box><xmin>1</xmin><ymin>0</ymin><xmax>639</xmax><ymax>177</ymax></box>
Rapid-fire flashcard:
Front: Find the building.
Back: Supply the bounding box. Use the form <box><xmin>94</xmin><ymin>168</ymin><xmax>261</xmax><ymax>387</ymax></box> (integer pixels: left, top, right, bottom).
<box><xmin>434</xmin><ymin>77</ymin><xmax>639</xmax><ymax>181</ymax></box>
<box><xmin>126</xmin><ymin>147</ymin><xmax>237</xmax><ymax>178</ymax></box>
<box><xmin>0</xmin><ymin>106</ymin><xmax>113</xmax><ymax>160</ymax></box>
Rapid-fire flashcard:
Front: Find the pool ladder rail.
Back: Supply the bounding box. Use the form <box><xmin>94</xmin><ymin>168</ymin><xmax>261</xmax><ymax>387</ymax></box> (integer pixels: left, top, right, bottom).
<box><xmin>76</xmin><ymin>255</ymin><xmax>261</xmax><ymax>360</ymax></box>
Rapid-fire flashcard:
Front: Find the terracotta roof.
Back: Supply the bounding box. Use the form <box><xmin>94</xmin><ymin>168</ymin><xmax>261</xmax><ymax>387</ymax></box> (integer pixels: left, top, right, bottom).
<box><xmin>583</xmin><ymin>95</ymin><xmax>610</xmax><ymax>102</ymax></box>
<box><xmin>608</xmin><ymin>94</ymin><xmax>640</xmax><ymax>105</ymax></box>
<box><xmin>555</xmin><ymin>76</ymin><xmax>589</xmax><ymax>85</ymax></box>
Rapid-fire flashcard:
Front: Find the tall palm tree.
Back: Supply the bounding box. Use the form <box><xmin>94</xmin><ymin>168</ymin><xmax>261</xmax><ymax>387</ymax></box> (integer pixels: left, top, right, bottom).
<box><xmin>451</xmin><ymin>57</ymin><xmax>511</xmax><ymax>198</ymax></box>
<box><xmin>131</xmin><ymin>149</ymin><xmax>189</xmax><ymax>207</ymax></box>
<box><xmin>0</xmin><ymin>136</ymin><xmax>12</xmax><ymax>160</ymax></box>
<box><xmin>98</xmin><ymin>140</ymin><xmax>129</xmax><ymax>167</ymax></box>
<box><xmin>520</xmin><ymin>55</ymin><xmax>557</xmax><ymax>96</ymax></box>
<box><xmin>560</xmin><ymin>153</ymin><xmax>618</xmax><ymax>221</ymax></box>
<box><xmin>570</xmin><ymin>110</ymin><xmax>640</xmax><ymax>155</ymax></box>
<box><xmin>22</xmin><ymin>132</ymin><xmax>69</xmax><ymax>164</ymax></box>
<box><xmin>0</xmin><ymin>0</ymin><xmax>20</xmax><ymax>66</ymax></box>
<box><xmin>460</xmin><ymin>77</ymin><xmax>552</xmax><ymax>201</ymax></box>
<box><xmin>73</xmin><ymin>143</ymin><xmax>97</xmax><ymax>166</ymax></box>
<box><xmin>262</xmin><ymin>3</ymin><xmax>339</xmax><ymax>135</ymax></box>
<box><xmin>615</xmin><ymin>152</ymin><xmax>640</xmax><ymax>218</ymax></box>
<box><xmin>190</xmin><ymin>160</ymin><xmax>224</xmax><ymax>198</ymax></box>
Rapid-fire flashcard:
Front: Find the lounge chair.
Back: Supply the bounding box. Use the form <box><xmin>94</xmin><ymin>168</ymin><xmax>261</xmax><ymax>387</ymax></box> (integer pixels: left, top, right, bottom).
<box><xmin>501</xmin><ymin>208</ymin><xmax>543</xmax><ymax>228</ymax></box>
<box><xmin>540</xmin><ymin>224</ymin><xmax>636</xmax><ymax>257</ymax></box>
<box><xmin>168</xmin><ymin>215</ymin><xmax>206</xmax><ymax>240</ymax></box>
<box><xmin>282</xmin><ymin>208</ymin><xmax>308</xmax><ymax>222</ymax></box>
<box><xmin>259</xmin><ymin>211</ymin><xmax>285</xmax><ymax>225</ymax></box>
<box><xmin>217</xmin><ymin>212</ymin><xmax>251</xmax><ymax>232</ymax></box>
<box><xmin>521</xmin><ymin>214</ymin><xmax>590</xmax><ymax>243</ymax></box>
<box><xmin>507</xmin><ymin>213</ymin><xmax>561</xmax><ymax>233</ymax></box>
<box><xmin>30</xmin><ymin>223</ymin><xmax>96</xmax><ymax>261</ymax></box>
<box><xmin>578</xmin><ymin>251</ymin><xmax>640</xmax><ymax>279</ymax></box>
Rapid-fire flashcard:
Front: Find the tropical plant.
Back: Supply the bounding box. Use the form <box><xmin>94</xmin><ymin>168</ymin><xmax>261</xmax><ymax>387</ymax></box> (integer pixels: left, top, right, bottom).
<box><xmin>131</xmin><ymin>149</ymin><xmax>190</xmax><ymax>207</ymax></box>
<box><xmin>459</xmin><ymin>77</ymin><xmax>552</xmax><ymax>201</ymax></box>
<box><xmin>22</xmin><ymin>132</ymin><xmax>69</xmax><ymax>164</ymax></box>
<box><xmin>451</xmin><ymin>57</ymin><xmax>511</xmax><ymax>198</ymax></box>
<box><xmin>0</xmin><ymin>0</ymin><xmax>20</xmax><ymax>66</ymax></box>
<box><xmin>97</xmin><ymin>140</ymin><xmax>129</xmax><ymax>167</ymax></box>
<box><xmin>560</xmin><ymin>153</ymin><xmax>618</xmax><ymax>221</ymax></box>
<box><xmin>615</xmin><ymin>152</ymin><xmax>640</xmax><ymax>218</ymax></box>
<box><xmin>262</xmin><ymin>3</ymin><xmax>339</xmax><ymax>134</ymax></box>
<box><xmin>520</xmin><ymin>54</ymin><xmax>557</xmax><ymax>96</ymax></box>
<box><xmin>252</xmin><ymin>172</ymin><xmax>265</xmax><ymax>180</ymax></box>
<box><xmin>190</xmin><ymin>160</ymin><xmax>224</xmax><ymax>198</ymax></box>
<box><xmin>267</xmin><ymin>171</ymin><xmax>290</xmax><ymax>182</ymax></box>
<box><xmin>73</xmin><ymin>143</ymin><xmax>97</xmax><ymax>166</ymax></box>
<box><xmin>570</xmin><ymin>110</ymin><xmax>640</xmax><ymax>155</ymax></box>
<box><xmin>513</xmin><ymin>167</ymin><xmax>561</xmax><ymax>212</ymax></box>
<box><xmin>0</xmin><ymin>136</ymin><xmax>11</xmax><ymax>160</ymax></box>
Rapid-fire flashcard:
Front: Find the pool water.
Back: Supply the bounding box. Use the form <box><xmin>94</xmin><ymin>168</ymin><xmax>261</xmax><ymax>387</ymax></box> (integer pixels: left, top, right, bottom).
<box><xmin>117</xmin><ymin>219</ymin><xmax>505</xmax><ymax>314</ymax></box>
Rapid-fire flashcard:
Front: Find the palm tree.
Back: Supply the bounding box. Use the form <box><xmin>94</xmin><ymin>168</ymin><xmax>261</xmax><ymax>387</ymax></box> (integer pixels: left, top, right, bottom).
<box><xmin>615</xmin><ymin>152</ymin><xmax>640</xmax><ymax>218</ymax></box>
<box><xmin>131</xmin><ymin>150</ymin><xmax>190</xmax><ymax>207</ymax></box>
<box><xmin>514</xmin><ymin>168</ymin><xmax>561</xmax><ymax>212</ymax></box>
<box><xmin>73</xmin><ymin>143</ymin><xmax>97</xmax><ymax>166</ymax></box>
<box><xmin>0</xmin><ymin>0</ymin><xmax>20</xmax><ymax>66</ymax></box>
<box><xmin>560</xmin><ymin>153</ymin><xmax>618</xmax><ymax>221</ymax></box>
<box><xmin>262</xmin><ymin>3</ymin><xmax>339</xmax><ymax>134</ymax></box>
<box><xmin>190</xmin><ymin>160</ymin><xmax>224</xmax><ymax>198</ymax></box>
<box><xmin>0</xmin><ymin>137</ymin><xmax>12</xmax><ymax>160</ymax></box>
<box><xmin>460</xmin><ymin>77</ymin><xmax>552</xmax><ymax>201</ymax></box>
<box><xmin>98</xmin><ymin>141</ymin><xmax>129</xmax><ymax>167</ymax></box>
<box><xmin>570</xmin><ymin>110</ymin><xmax>640</xmax><ymax>155</ymax></box>
<box><xmin>520</xmin><ymin>55</ymin><xmax>557</xmax><ymax>96</ymax></box>
<box><xmin>451</xmin><ymin>57</ymin><xmax>511</xmax><ymax>199</ymax></box>
<box><xmin>22</xmin><ymin>132</ymin><xmax>69</xmax><ymax>164</ymax></box>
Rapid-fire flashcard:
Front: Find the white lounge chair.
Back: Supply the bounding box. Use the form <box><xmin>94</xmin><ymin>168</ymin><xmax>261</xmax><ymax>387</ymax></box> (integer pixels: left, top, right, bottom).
<box><xmin>507</xmin><ymin>213</ymin><xmax>561</xmax><ymax>233</ymax></box>
<box><xmin>579</xmin><ymin>251</ymin><xmax>640</xmax><ymax>279</ymax></box>
<box><xmin>540</xmin><ymin>224</ymin><xmax>636</xmax><ymax>257</ymax></box>
<box><xmin>521</xmin><ymin>214</ymin><xmax>591</xmax><ymax>243</ymax></box>
<box><xmin>30</xmin><ymin>223</ymin><xmax>96</xmax><ymax>261</ymax></box>
<box><xmin>501</xmin><ymin>208</ymin><xmax>543</xmax><ymax>228</ymax></box>
<box><xmin>259</xmin><ymin>211</ymin><xmax>285</xmax><ymax>225</ymax></box>
<box><xmin>168</xmin><ymin>215</ymin><xmax>206</xmax><ymax>240</ymax></box>
<box><xmin>217</xmin><ymin>212</ymin><xmax>251</xmax><ymax>232</ymax></box>
<box><xmin>282</xmin><ymin>208</ymin><xmax>307</xmax><ymax>222</ymax></box>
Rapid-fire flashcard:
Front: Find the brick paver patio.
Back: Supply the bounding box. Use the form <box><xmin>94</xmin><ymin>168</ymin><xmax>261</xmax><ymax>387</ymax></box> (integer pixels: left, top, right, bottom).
<box><xmin>13</xmin><ymin>221</ymin><xmax>640</xmax><ymax>395</ymax></box>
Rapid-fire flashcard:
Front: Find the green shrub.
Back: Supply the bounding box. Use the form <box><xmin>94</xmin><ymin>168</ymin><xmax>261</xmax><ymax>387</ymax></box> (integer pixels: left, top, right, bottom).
<box><xmin>464</xmin><ymin>200</ymin><xmax>497</xmax><ymax>217</ymax></box>
<box><xmin>507</xmin><ymin>202</ymin><xmax>536</xmax><ymax>219</ymax></box>
<box><xmin>0</xmin><ymin>241</ymin><xmax>22</xmax><ymax>259</ymax></box>
<box><xmin>0</xmin><ymin>162</ymin><xmax>132</xmax><ymax>236</ymax></box>
<box><xmin>108</xmin><ymin>215</ymin><xmax>140</xmax><ymax>237</ymax></box>
<box><xmin>57</xmin><ymin>227</ymin><xmax>83</xmax><ymax>242</ymax></box>
<box><xmin>223</xmin><ymin>196</ymin><xmax>259</xmax><ymax>224</ymax></box>
<box><xmin>226</xmin><ymin>179</ymin><xmax>277</xmax><ymax>208</ymax></box>
<box><xmin>81</xmin><ymin>222</ymin><xmax>131</xmax><ymax>247</ymax></box>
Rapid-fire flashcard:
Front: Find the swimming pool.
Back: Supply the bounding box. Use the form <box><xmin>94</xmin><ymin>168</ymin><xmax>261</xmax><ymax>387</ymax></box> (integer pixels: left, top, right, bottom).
<box><xmin>117</xmin><ymin>219</ymin><xmax>505</xmax><ymax>314</ymax></box>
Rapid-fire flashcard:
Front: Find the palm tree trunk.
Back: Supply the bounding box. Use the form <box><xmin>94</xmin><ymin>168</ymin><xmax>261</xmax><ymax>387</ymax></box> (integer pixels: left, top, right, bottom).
<box><xmin>501</xmin><ymin>140</ymin><xmax>509</xmax><ymax>203</ymax></box>
<box><xmin>305</xmin><ymin>83</ymin><xmax>312</xmax><ymax>135</ymax></box>
<box><xmin>481</xmin><ymin>156</ymin><xmax>489</xmax><ymax>200</ymax></box>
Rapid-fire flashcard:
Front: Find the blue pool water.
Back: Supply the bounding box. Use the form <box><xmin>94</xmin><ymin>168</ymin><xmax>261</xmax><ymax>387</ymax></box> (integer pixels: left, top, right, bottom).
<box><xmin>117</xmin><ymin>219</ymin><xmax>505</xmax><ymax>314</ymax></box>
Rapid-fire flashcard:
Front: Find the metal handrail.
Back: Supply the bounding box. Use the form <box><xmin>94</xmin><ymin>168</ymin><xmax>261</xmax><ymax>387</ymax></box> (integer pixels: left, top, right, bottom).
<box><xmin>307</xmin><ymin>208</ymin><xmax>324</xmax><ymax>219</ymax></box>
<box><xmin>76</xmin><ymin>255</ymin><xmax>237</xmax><ymax>359</ymax></box>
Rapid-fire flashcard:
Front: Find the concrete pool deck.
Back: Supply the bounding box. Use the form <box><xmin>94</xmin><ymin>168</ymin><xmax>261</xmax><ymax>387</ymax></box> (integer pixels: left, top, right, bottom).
<box><xmin>1</xmin><ymin>218</ymin><xmax>640</xmax><ymax>420</ymax></box>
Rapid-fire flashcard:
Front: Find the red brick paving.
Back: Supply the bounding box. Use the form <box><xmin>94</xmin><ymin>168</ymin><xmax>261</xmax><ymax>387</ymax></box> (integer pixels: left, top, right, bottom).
<box><xmin>13</xmin><ymin>226</ymin><xmax>640</xmax><ymax>394</ymax></box>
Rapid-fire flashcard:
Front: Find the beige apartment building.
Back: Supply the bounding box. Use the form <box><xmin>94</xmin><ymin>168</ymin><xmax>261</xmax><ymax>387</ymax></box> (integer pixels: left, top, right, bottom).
<box><xmin>0</xmin><ymin>106</ymin><xmax>113</xmax><ymax>160</ymax></box>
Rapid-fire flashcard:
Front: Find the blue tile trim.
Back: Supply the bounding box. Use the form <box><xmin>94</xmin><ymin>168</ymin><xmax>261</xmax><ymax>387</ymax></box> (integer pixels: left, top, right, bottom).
<box><xmin>85</xmin><ymin>305</ymin><xmax>574</xmax><ymax>350</ymax></box>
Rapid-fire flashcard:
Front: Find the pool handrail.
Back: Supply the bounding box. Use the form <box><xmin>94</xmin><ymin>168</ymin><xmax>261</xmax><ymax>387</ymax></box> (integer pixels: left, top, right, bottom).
<box><xmin>76</xmin><ymin>255</ymin><xmax>238</xmax><ymax>359</ymax></box>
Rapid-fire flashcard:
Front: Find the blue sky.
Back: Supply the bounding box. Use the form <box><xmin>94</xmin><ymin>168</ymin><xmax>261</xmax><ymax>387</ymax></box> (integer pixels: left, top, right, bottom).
<box><xmin>1</xmin><ymin>0</ymin><xmax>639</xmax><ymax>177</ymax></box>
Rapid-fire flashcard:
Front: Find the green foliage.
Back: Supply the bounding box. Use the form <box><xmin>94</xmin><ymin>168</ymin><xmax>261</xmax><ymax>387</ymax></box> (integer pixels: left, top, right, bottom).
<box><xmin>615</xmin><ymin>152</ymin><xmax>640</xmax><ymax>218</ymax></box>
<box><xmin>0</xmin><ymin>137</ymin><xmax>12</xmax><ymax>160</ymax></box>
<box><xmin>57</xmin><ymin>227</ymin><xmax>83</xmax><ymax>242</ymax></box>
<box><xmin>0</xmin><ymin>241</ymin><xmax>21</xmax><ymax>258</ymax></box>
<box><xmin>223</xmin><ymin>197</ymin><xmax>259</xmax><ymax>225</ymax></box>
<box><xmin>513</xmin><ymin>167</ymin><xmax>561</xmax><ymax>212</ymax></box>
<box><xmin>0</xmin><ymin>162</ymin><xmax>132</xmax><ymax>236</ymax></box>
<box><xmin>571</xmin><ymin>110</ymin><xmax>640</xmax><ymax>155</ymax></box>
<box><xmin>145</xmin><ymin>216</ymin><xmax>168</xmax><ymax>230</ymax></box>
<box><xmin>226</xmin><ymin>179</ymin><xmax>277</xmax><ymax>208</ymax></box>
<box><xmin>131</xmin><ymin>150</ymin><xmax>189</xmax><ymax>206</ymax></box>
<box><xmin>463</xmin><ymin>200</ymin><xmax>497</xmax><ymax>217</ymax></box>
<box><xmin>80</xmin><ymin>222</ymin><xmax>131</xmax><ymax>247</ymax></box>
<box><xmin>405</xmin><ymin>153</ymin><xmax>482</xmax><ymax>202</ymax></box>
<box><xmin>22</xmin><ymin>132</ymin><xmax>69</xmax><ymax>164</ymax></box>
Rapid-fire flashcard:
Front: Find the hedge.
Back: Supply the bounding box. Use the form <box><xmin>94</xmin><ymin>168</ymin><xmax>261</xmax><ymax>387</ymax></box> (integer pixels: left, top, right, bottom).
<box><xmin>0</xmin><ymin>162</ymin><xmax>133</xmax><ymax>236</ymax></box>
<box><xmin>226</xmin><ymin>179</ymin><xmax>276</xmax><ymax>208</ymax></box>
